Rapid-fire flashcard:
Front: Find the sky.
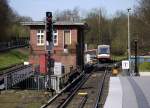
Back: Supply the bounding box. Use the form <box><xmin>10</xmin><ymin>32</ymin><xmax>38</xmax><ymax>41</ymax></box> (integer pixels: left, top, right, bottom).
<box><xmin>9</xmin><ymin>0</ymin><xmax>138</xmax><ymax>21</ymax></box>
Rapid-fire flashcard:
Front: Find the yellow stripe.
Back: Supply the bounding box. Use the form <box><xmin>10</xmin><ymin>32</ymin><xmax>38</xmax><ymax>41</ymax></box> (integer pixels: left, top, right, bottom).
<box><xmin>78</xmin><ymin>92</ymin><xmax>88</xmax><ymax>96</ymax></box>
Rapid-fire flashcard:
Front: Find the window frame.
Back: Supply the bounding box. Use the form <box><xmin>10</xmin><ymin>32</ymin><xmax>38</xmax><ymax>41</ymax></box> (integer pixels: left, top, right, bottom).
<box><xmin>36</xmin><ymin>29</ymin><xmax>45</xmax><ymax>46</ymax></box>
<box><xmin>63</xmin><ymin>30</ymin><xmax>71</xmax><ymax>48</ymax></box>
<box><xmin>53</xmin><ymin>29</ymin><xmax>58</xmax><ymax>46</ymax></box>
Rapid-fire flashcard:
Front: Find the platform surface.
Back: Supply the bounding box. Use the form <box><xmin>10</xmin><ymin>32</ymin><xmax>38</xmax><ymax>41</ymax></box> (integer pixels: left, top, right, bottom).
<box><xmin>104</xmin><ymin>76</ymin><xmax>150</xmax><ymax>108</ymax></box>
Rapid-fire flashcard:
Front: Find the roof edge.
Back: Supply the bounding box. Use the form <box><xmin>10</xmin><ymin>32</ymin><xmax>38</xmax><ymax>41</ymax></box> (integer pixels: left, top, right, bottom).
<box><xmin>21</xmin><ymin>21</ymin><xmax>85</xmax><ymax>26</ymax></box>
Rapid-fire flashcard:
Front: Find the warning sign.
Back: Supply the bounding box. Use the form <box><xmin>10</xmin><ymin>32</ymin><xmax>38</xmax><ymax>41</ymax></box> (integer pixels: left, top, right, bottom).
<box><xmin>122</xmin><ymin>60</ymin><xmax>129</xmax><ymax>69</ymax></box>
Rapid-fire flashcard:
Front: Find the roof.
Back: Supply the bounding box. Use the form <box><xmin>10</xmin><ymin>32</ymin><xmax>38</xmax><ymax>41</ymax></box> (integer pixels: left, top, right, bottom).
<box><xmin>21</xmin><ymin>21</ymin><xmax>85</xmax><ymax>26</ymax></box>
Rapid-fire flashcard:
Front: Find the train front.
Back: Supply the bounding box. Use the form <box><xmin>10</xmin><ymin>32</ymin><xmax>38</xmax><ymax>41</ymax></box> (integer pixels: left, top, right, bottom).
<box><xmin>97</xmin><ymin>45</ymin><xmax>111</xmax><ymax>62</ymax></box>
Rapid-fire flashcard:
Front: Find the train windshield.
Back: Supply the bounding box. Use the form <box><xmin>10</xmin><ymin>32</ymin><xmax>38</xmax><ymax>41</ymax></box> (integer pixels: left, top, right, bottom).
<box><xmin>99</xmin><ymin>47</ymin><xmax>109</xmax><ymax>54</ymax></box>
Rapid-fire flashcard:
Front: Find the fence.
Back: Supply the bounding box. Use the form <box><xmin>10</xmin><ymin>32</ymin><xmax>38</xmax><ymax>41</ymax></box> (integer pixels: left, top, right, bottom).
<box><xmin>11</xmin><ymin>75</ymin><xmax>67</xmax><ymax>93</ymax></box>
<box><xmin>4</xmin><ymin>65</ymin><xmax>33</xmax><ymax>90</ymax></box>
<box><xmin>4</xmin><ymin>65</ymin><xmax>80</xmax><ymax>93</ymax></box>
<box><xmin>0</xmin><ymin>38</ymin><xmax>29</xmax><ymax>51</ymax></box>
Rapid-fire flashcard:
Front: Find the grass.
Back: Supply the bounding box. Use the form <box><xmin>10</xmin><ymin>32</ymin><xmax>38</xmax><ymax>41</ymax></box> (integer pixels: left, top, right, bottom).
<box><xmin>139</xmin><ymin>62</ymin><xmax>150</xmax><ymax>72</ymax></box>
<box><xmin>0</xmin><ymin>48</ymin><xmax>49</xmax><ymax>108</ymax></box>
<box><xmin>0</xmin><ymin>48</ymin><xmax>29</xmax><ymax>70</ymax></box>
<box><xmin>27</xmin><ymin>103</ymin><xmax>42</xmax><ymax>108</ymax></box>
<box><xmin>0</xmin><ymin>90</ymin><xmax>48</xmax><ymax>108</ymax></box>
<box><xmin>112</xmin><ymin>55</ymin><xmax>150</xmax><ymax>72</ymax></box>
<box><xmin>112</xmin><ymin>55</ymin><xmax>127</xmax><ymax>61</ymax></box>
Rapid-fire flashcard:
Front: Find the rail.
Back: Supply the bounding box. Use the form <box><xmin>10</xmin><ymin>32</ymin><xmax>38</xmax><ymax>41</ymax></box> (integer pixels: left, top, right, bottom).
<box><xmin>78</xmin><ymin>95</ymin><xmax>88</xmax><ymax>108</ymax></box>
<box><xmin>42</xmin><ymin>64</ymin><xmax>111</xmax><ymax>108</ymax></box>
<box><xmin>58</xmin><ymin>73</ymin><xmax>91</xmax><ymax>108</ymax></box>
<box><xmin>49</xmin><ymin>65</ymin><xmax>81</xmax><ymax>93</ymax></box>
<box><xmin>93</xmin><ymin>67</ymin><xmax>109</xmax><ymax>108</ymax></box>
<box><xmin>40</xmin><ymin>72</ymin><xmax>85</xmax><ymax>108</ymax></box>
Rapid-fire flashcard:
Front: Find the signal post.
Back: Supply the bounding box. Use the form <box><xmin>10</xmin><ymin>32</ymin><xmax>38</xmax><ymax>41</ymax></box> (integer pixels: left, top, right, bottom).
<box><xmin>45</xmin><ymin>12</ymin><xmax>54</xmax><ymax>92</ymax></box>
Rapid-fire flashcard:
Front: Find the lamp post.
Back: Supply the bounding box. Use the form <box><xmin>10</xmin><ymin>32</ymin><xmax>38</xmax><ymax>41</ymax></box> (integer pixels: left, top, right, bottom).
<box><xmin>127</xmin><ymin>8</ymin><xmax>131</xmax><ymax>73</ymax></box>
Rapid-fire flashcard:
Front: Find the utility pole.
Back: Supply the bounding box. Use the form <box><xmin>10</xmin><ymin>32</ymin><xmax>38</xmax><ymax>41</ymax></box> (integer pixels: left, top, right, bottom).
<box><xmin>127</xmin><ymin>8</ymin><xmax>131</xmax><ymax>73</ymax></box>
<box><xmin>98</xmin><ymin>10</ymin><xmax>101</xmax><ymax>44</ymax></box>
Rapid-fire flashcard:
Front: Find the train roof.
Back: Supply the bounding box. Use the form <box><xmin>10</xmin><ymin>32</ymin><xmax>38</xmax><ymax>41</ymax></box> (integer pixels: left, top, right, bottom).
<box><xmin>98</xmin><ymin>45</ymin><xmax>110</xmax><ymax>47</ymax></box>
<box><xmin>85</xmin><ymin>49</ymin><xmax>97</xmax><ymax>54</ymax></box>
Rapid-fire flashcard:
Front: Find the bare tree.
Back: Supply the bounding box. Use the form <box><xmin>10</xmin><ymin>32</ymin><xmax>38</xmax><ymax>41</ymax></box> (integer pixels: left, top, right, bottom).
<box><xmin>84</xmin><ymin>8</ymin><xmax>110</xmax><ymax>48</ymax></box>
<box><xmin>54</xmin><ymin>7</ymin><xmax>81</xmax><ymax>22</ymax></box>
<box><xmin>133</xmin><ymin>0</ymin><xmax>150</xmax><ymax>54</ymax></box>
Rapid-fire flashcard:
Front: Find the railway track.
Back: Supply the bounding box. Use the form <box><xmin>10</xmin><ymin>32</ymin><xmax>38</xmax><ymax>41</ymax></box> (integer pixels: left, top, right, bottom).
<box><xmin>66</xmin><ymin>69</ymin><xmax>110</xmax><ymax>108</ymax></box>
<box><xmin>44</xmin><ymin>66</ymin><xmax>110</xmax><ymax>108</ymax></box>
<box><xmin>0</xmin><ymin>64</ymin><xmax>32</xmax><ymax>88</ymax></box>
<box><xmin>41</xmin><ymin>72</ymin><xmax>88</xmax><ymax>108</ymax></box>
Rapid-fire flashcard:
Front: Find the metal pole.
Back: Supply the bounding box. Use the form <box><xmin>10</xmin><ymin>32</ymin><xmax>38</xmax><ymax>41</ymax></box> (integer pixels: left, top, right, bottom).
<box><xmin>48</xmin><ymin>51</ymin><xmax>51</xmax><ymax>89</ymax></box>
<box><xmin>37</xmin><ymin>75</ymin><xmax>40</xmax><ymax>91</ymax></box>
<box><xmin>127</xmin><ymin>8</ymin><xmax>131</xmax><ymax>73</ymax></box>
<box><xmin>134</xmin><ymin>40</ymin><xmax>139</xmax><ymax>76</ymax></box>
<box><xmin>4</xmin><ymin>75</ymin><xmax>7</xmax><ymax>91</ymax></box>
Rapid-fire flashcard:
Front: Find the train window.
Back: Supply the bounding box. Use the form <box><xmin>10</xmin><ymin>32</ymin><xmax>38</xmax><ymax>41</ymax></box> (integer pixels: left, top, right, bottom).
<box><xmin>99</xmin><ymin>48</ymin><xmax>109</xmax><ymax>54</ymax></box>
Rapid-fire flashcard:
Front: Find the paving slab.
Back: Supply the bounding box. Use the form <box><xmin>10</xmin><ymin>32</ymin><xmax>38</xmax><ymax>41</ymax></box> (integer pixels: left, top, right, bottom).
<box><xmin>132</xmin><ymin>77</ymin><xmax>150</xmax><ymax>107</ymax></box>
<box><xmin>104</xmin><ymin>77</ymin><xmax>122</xmax><ymax>108</ymax></box>
<box><xmin>120</xmin><ymin>77</ymin><xmax>138</xmax><ymax>108</ymax></box>
<box><xmin>140</xmin><ymin>72</ymin><xmax>150</xmax><ymax>76</ymax></box>
<box><xmin>105</xmin><ymin>76</ymin><xmax>150</xmax><ymax>108</ymax></box>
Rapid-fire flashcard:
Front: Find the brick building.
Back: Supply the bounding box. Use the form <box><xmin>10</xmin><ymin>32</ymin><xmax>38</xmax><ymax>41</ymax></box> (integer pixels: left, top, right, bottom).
<box><xmin>22</xmin><ymin>21</ymin><xmax>86</xmax><ymax>74</ymax></box>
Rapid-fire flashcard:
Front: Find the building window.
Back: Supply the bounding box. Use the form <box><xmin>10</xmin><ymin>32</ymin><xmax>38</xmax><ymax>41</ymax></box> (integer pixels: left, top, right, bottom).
<box><xmin>53</xmin><ymin>29</ymin><xmax>58</xmax><ymax>46</ymax></box>
<box><xmin>37</xmin><ymin>29</ymin><xmax>45</xmax><ymax>46</ymax></box>
<box><xmin>64</xmin><ymin>30</ymin><xmax>71</xmax><ymax>48</ymax></box>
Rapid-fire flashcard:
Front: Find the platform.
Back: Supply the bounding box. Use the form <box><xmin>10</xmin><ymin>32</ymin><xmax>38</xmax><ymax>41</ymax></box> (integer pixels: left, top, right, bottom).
<box><xmin>104</xmin><ymin>76</ymin><xmax>150</xmax><ymax>108</ymax></box>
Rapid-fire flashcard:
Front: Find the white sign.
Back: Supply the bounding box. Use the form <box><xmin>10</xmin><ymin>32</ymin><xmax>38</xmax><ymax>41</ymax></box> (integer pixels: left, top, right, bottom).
<box><xmin>122</xmin><ymin>60</ymin><xmax>129</xmax><ymax>69</ymax></box>
<box><xmin>86</xmin><ymin>54</ymin><xmax>91</xmax><ymax>63</ymax></box>
<box><xmin>24</xmin><ymin>61</ymin><xmax>29</xmax><ymax>65</ymax></box>
<box><xmin>54</xmin><ymin>62</ymin><xmax>62</xmax><ymax>75</ymax></box>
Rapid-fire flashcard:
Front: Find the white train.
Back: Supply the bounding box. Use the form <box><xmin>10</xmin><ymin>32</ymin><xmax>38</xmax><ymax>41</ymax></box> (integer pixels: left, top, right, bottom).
<box><xmin>97</xmin><ymin>45</ymin><xmax>111</xmax><ymax>62</ymax></box>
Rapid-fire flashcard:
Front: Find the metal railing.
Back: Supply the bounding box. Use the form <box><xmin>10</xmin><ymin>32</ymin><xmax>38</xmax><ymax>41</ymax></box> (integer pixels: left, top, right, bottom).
<box><xmin>0</xmin><ymin>38</ymin><xmax>29</xmax><ymax>51</ymax></box>
<box><xmin>4</xmin><ymin>65</ymin><xmax>33</xmax><ymax>89</ymax></box>
<box><xmin>1</xmin><ymin>64</ymin><xmax>83</xmax><ymax>97</ymax></box>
